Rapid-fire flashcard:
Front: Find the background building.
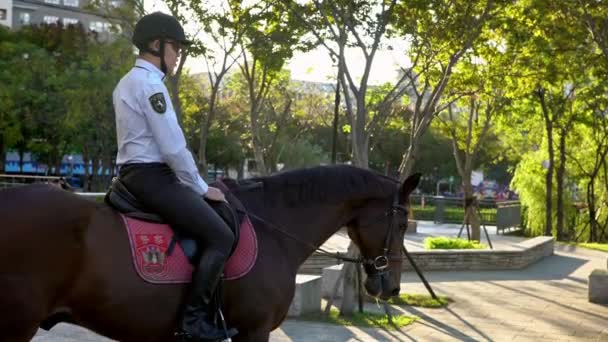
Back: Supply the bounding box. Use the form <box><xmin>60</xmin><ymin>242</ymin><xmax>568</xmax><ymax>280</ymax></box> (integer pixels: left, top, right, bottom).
<box><xmin>0</xmin><ymin>0</ymin><xmax>13</xmax><ymax>28</ymax></box>
<box><xmin>0</xmin><ymin>0</ymin><xmax>119</xmax><ymax>39</ymax></box>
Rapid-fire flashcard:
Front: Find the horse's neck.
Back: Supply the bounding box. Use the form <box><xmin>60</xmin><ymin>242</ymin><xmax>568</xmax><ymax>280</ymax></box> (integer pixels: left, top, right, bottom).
<box><xmin>259</xmin><ymin>202</ymin><xmax>354</xmax><ymax>269</ymax></box>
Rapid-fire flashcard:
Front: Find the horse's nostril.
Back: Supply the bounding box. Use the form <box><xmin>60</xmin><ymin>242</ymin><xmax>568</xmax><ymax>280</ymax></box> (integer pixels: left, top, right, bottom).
<box><xmin>392</xmin><ymin>288</ymin><xmax>401</xmax><ymax>296</ymax></box>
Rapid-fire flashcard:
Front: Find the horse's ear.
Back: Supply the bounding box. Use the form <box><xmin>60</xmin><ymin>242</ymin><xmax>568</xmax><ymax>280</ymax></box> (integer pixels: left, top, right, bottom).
<box><xmin>400</xmin><ymin>173</ymin><xmax>421</xmax><ymax>200</ymax></box>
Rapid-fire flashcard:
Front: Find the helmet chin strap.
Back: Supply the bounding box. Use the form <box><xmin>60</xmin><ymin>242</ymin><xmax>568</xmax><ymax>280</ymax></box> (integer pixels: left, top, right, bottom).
<box><xmin>159</xmin><ymin>38</ymin><xmax>168</xmax><ymax>75</ymax></box>
<box><xmin>143</xmin><ymin>38</ymin><xmax>168</xmax><ymax>75</ymax></box>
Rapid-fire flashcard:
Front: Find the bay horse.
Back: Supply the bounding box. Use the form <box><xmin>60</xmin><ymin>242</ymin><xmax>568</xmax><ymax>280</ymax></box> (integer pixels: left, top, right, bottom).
<box><xmin>0</xmin><ymin>165</ymin><xmax>420</xmax><ymax>341</ymax></box>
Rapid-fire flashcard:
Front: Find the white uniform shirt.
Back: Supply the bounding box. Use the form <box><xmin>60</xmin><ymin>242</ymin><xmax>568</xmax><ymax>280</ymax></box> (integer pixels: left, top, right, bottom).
<box><xmin>113</xmin><ymin>58</ymin><xmax>208</xmax><ymax>195</ymax></box>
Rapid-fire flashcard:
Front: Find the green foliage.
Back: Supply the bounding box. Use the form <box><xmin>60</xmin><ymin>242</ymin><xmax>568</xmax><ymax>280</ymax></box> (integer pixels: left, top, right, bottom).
<box><xmin>511</xmin><ymin>147</ymin><xmax>577</xmax><ymax>238</ymax></box>
<box><xmin>509</xmin><ymin>152</ymin><xmax>548</xmax><ymax>236</ymax></box>
<box><xmin>0</xmin><ymin>23</ymin><xmax>132</xmax><ymax>186</ymax></box>
<box><xmin>278</xmin><ymin>139</ymin><xmax>329</xmax><ymax>170</ymax></box>
<box><xmin>423</xmin><ymin>236</ymin><xmax>487</xmax><ymax>250</ymax></box>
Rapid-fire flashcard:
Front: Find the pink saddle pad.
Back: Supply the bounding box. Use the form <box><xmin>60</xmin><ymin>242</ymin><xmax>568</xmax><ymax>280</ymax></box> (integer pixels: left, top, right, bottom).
<box><xmin>120</xmin><ymin>214</ymin><xmax>257</xmax><ymax>284</ymax></box>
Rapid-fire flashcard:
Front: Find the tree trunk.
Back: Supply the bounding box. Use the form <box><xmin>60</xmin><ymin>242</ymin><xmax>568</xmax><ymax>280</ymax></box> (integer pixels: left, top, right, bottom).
<box><xmin>18</xmin><ymin>148</ymin><xmax>24</xmax><ymax>173</ymax></box>
<box><xmin>350</xmin><ymin>105</ymin><xmax>370</xmax><ymax>167</ymax></box>
<box><xmin>101</xmin><ymin>156</ymin><xmax>112</xmax><ymax>190</ymax></box>
<box><xmin>241</xmin><ymin>55</ymin><xmax>270</xmax><ymax>176</ymax></box>
<box><xmin>237</xmin><ymin>159</ymin><xmax>244</xmax><ymax>180</ymax></box>
<box><xmin>250</xmin><ymin>108</ymin><xmax>268</xmax><ymax>175</ymax></box>
<box><xmin>538</xmin><ymin>88</ymin><xmax>554</xmax><ymax>237</ymax></box>
<box><xmin>398</xmin><ymin>142</ymin><xmax>421</xmax><ymax>181</ymax></box>
<box><xmin>83</xmin><ymin>148</ymin><xmax>90</xmax><ymax>192</ymax></box>
<box><xmin>0</xmin><ymin>137</ymin><xmax>5</xmax><ymax>173</ymax></box>
<box><xmin>198</xmin><ymin>138</ymin><xmax>209</xmax><ymax>181</ymax></box>
<box><xmin>601</xmin><ymin>160</ymin><xmax>608</xmax><ymax>242</ymax></box>
<box><xmin>463</xmin><ymin>179</ymin><xmax>481</xmax><ymax>241</ymax></box>
<box><xmin>545</xmin><ymin>133</ymin><xmax>554</xmax><ymax>237</ymax></box>
<box><xmin>339</xmin><ymin>129</ymin><xmax>368</xmax><ymax>316</ymax></box>
<box><xmin>556</xmin><ymin>129</ymin><xmax>567</xmax><ymax>240</ymax></box>
<box><xmin>167</xmin><ymin>53</ymin><xmax>187</xmax><ymax>126</ymax></box>
<box><xmin>198</xmin><ymin>85</ymin><xmax>221</xmax><ymax>180</ymax></box>
<box><xmin>54</xmin><ymin>158</ymin><xmax>62</xmax><ymax>177</ymax></box>
<box><xmin>251</xmin><ymin>140</ymin><xmax>267</xmax><ymax>176</ymax></box>
<box><xmin>339</xmin><ymin>243</ymin><xmax>360</xmax><ymax>316</ymax></box>
<box><xmin>52</xmin><ymin>145</ymin><xmax>62</xmax><ymax>177</ymax></box>
<box><xmin>331</xmin><ymin>74</ymin><xmax>341</xmax><ymax>164</ymax></box>
<box><xmin>92</xmin><ymin>157</ymin><xmax>102</xmax><ymax>192</ymax></box>
<box><xmin>587</xmin><ymin>180</ymin><xmax>597</xmax><ymax>242</ymax></box>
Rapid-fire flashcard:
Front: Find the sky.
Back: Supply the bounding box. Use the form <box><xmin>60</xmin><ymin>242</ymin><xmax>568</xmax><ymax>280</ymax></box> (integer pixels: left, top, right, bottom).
<box><xmin>146</xmin><ymin>2</ymin><xmax>410</xmax><ymax>86</ymax></box>
<box><xmin>185</xmin><ymin>45</ymin><xmax>410</xmax><ymax>85</ymax></box>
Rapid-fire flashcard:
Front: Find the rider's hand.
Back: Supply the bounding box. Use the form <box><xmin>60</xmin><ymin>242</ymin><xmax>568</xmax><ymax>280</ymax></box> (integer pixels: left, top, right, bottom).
<box><xmin>204</xmin><ymin>186</ymin><xmax>227</xmax><ymax>203</ymax></box>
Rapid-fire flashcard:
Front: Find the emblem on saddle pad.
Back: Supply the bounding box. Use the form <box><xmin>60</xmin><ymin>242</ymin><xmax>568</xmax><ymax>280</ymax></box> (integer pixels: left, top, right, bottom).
<box><xmin>136</xmin><ymin>234</ymin><xmax>168</xmax><ymax>273</ymax></box>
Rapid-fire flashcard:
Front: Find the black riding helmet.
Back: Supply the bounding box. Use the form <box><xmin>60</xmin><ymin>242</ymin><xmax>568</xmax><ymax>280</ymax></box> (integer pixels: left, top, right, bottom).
<box><xmin>132</xmin><ymin>12</ymin><xmax>191</xmax><ymax>74</ymax></box>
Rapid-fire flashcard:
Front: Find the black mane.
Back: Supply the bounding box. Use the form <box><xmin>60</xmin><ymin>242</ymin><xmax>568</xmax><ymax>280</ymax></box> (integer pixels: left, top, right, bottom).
<box><xmin>225</xmin><ymin>165</ymin><xmax>399</xmax><ymax>206</ymax></box>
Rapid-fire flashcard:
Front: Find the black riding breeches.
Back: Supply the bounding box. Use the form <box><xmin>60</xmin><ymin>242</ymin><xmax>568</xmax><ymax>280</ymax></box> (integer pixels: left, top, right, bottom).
<box><xmin>118</xmin><ymin>163</ymin><xmax>234</xmax><ymax>261</ymax></box>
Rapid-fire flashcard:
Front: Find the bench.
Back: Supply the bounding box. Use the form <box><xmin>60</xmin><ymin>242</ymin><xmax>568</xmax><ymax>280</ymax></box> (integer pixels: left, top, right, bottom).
<box><xmin>287</xmin><ymin>274</ymin><xmax>322</xmax><ymax>317</ymax></box>
<box><xmin>321</xmin><ymin>264</ymin><xmax>343</xmax><ymax>298</ymax></box>
<box><xmin>589</xmin><ymin>258</ymin><xmax>608</xmax><ymax>304</ymax></box>
<box><xmin>496</xmin><ymin>201</ymin><xmax>522</xmax><ymax>234</ymax></box>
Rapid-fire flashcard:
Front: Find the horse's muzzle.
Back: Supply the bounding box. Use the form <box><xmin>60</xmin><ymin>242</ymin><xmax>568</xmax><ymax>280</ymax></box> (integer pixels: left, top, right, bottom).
<box><xmin>364</xmin><ymin>276</ymin><xmax>382</xmax><ymax>298</ymax></box>
<box><xmin>364</xmin><ymin>273</ymin><xmax>401</xmax><ymax>300</ymax></box>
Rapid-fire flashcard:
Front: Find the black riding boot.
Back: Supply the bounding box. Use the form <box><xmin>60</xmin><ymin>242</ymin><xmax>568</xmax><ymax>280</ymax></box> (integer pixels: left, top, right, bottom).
<box><xmin>178</xmin><ymin>251</ymin><xmax>237</xmax><ymax>341</ymax></box>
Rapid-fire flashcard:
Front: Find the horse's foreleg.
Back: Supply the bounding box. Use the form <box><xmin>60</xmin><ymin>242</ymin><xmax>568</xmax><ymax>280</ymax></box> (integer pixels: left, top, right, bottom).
<box><xmin>0</xmin><ymin>327</ymin><xmax>38</xmax><ymax>342</ymax></box>
<box><xmin>0</xmin><ymin>276</ymin><xmax>47</xmax><ymax>342</ymax></box>
<box><xmin>232</xmin><ymin>329</ymin><xmax>270</xmax><ymax>342</ymax></box>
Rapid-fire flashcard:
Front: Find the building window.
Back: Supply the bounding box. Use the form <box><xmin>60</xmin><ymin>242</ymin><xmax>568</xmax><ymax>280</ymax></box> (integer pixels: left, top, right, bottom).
<box><xmin>63</xmin><ymin>0</ymin><xmax>79</xmax><ymax>7</ymax></box>
<box><xmin>89</xmin><ymin>21</ymin><xmax>111</xmax><ymax>32</ymax></box>
<box><xmin>43</xmin><ymin>16</ymin><xmax>59</xmax><ymax>24</ymax></box>
<box><xmin>63</xmin><ymin>18</ymin><xmax>78</xmax><ymax>25</ymax></box>
<box><xmin>0</xmin><ymin>9</ymin><xmax>6</xmax><ymax>20</ymax></box>
<box><xmin>44</xmin><ymin>0</ymin><xmax>60</xmax><ymax>4</ymax></box>
<box><xmin>89</xmin><ymin>21</ymin><xmax>102</xmax><ymax>31</ymax></box>
<box><xmin>19</xmin><ymin>12</ymin><xmax>30</xmax><ymax>25</ymax></box>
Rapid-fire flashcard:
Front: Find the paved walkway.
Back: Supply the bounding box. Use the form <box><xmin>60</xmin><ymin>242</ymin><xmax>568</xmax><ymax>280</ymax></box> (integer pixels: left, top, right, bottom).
<box><xmin>321</xmin><ymin>221</ymin><xmax>528</xmax><ymax>253</ymax></box>
<box><xmin>34</xmin><ymin>223</ymin><xmax>608</xmax><ymax>341</ymax></box>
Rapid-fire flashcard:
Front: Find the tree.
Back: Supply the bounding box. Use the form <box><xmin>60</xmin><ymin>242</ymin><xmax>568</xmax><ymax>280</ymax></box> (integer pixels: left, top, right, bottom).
<box><xmin>0</xmin><ymin>26</ymin><xmax>35</xmax><ymax>172</ymax></box>
<box><xmin>575</xmin><ymin>0</ymin><xmax>608</xmax><ymax>63</ymax></box>
<box><xmin>287</xmin><ymin>0</ymin><xmax>412</xmax><ymax>169</ymax></box>
<box><xmin>187</xmin><ymin>0</ymin><xmax>245</xmax><ymax>178</ymax></box>
<box><xmin>237</xmin><ymin>1</ymin><xmax>307</xmax><ymax>175</ymax></box>
<box><xmin>394</xmin><ymin>0</ymin><xmax>497</xmax><ymax>181</ymax></box>
<box><xmin>283</xmin><ymin>0</ymin><xmax>423</xmax><ymax>315</ymax></box>
<box><xmin>566</xmin><ymin>83</ymin><xmax>608</xmax><ymax>242</ymax></box>
<box><xmin>437</xmin><ymin>95</ymin><xmax>505</xmax><ymax>240</ymax></box>
<box><xmin>502</xmin><ymin>0</ymin><xmax>595</xmax><ymax>238</ymax></box>
<box><xmin>5</xmin><ymin>22</ymin><xmax>93</xmax><ymax>176</ymax></box>
<box><xmin>64</xmin><ymin>37</ymin><xmax>133</xmax><ymax>190</ymax></box>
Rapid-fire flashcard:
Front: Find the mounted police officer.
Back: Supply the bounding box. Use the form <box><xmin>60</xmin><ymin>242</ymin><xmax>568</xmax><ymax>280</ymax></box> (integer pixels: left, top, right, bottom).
<box><xmin>112</xmin><ymin>11</ymin><xmax>237</xmax><ymax>341</ymax></box>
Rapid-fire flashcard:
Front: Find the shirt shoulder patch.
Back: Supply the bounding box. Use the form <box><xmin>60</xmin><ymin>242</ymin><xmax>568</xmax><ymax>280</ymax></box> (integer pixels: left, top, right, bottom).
<box><xmin>149</xmin><ymin>92</ymin><xmax>167</xmax><ymax>114</ymax></box>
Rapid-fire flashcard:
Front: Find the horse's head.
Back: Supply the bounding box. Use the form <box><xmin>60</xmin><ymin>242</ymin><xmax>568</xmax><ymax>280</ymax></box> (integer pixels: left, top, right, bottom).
<box><xmin>346</xmin><ymin>173</ymin><xmax>421</xmax><ymax>300</ymax></box>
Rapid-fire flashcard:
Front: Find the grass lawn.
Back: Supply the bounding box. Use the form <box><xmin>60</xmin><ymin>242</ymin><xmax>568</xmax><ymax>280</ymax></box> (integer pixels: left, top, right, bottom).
<box><xmin>298</xmin><ymin>307</ymin><xmax>417</xmax><ymax>330</ymax></box>
<box><xmin>388</xmin><ymin>293</ymin><xmax>452</xmax><ymax>308</ymax></box>
<box><xmin>577</xmin><ymin>243</ymin><xmax>608</xmax><ymax>253</ymax></box>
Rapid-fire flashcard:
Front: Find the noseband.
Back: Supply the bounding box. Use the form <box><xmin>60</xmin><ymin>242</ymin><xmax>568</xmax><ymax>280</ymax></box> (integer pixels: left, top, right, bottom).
<box><xmin>361</xmin><ymin>191</ymin><xmax>407</xmax><ymax>277</ymax></box>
